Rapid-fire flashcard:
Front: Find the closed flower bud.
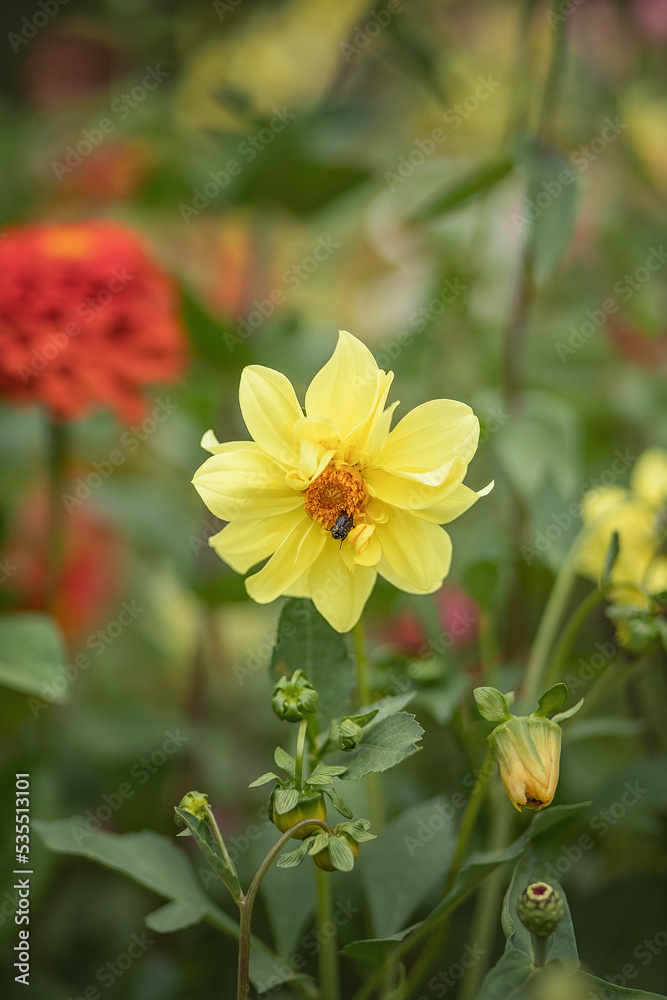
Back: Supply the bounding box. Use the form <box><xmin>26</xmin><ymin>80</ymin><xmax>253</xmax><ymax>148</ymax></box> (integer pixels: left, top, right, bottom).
<box><xmin>271</xmin><ymin>790</ymin><xmax>327</xmax><ymax>839</ymax></box>
<box><xmin>489</xmin><ymin>716</ymin><xmax>561</xmax><ymax>812</ymax></box>
<box><xmin>271</xmin><ymin>669</ymin><xmax>319</xmax><ymax>722</ymax></box>
<box><xmin>312</xmin><ymin>831</ymin><xmax>360</xmax><ymax>872</ymax></box>
<box><xmin>517</xmin><ymin>882</ymin><xmax>564</xmax><ymax>936</ymax></box>
<box><xmin>175</xmin><ymin>790</ymin><xmax>209</xmax><ymax>823</ymax></box>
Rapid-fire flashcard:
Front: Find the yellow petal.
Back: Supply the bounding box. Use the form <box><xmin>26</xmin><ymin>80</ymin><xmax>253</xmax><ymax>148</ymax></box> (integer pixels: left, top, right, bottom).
<box><xmin>581</xmin><ymin>485</ymin><xmax>628</xmax><ymax>522</ymax></box>
<box><xmin>192</xmin><ymin>447</ymin><xmax>301</xmax><ymax>521</ymax></box>
<box><xmin>209</xmin><ymin>510</ymin><xmax>303</xmax><ymax>574</ymax></box>
<box><xmin>630</xmin><ymin>446</ymin><xmax>667</xmax><ymax>509</ymax></box>
<box><xmin>377</xmin><ymin>509</ymin><xmax>453</xmax><ymax>592</ymax></box>
<box><xmin>305</xmin><ymin>331</ymin><xmax>385</xmax><ymax>442</ymax></box>
<box><xmin>364</xmin><ymin>457</ymin><xmax>468</xmax><ymax>509</ymax></box>
<box><xmin>245</xmin><ymin>518</ymin><xmax>326</xmax><ymax>604</ymax></box>
<box><xmin>239</xmin><ymin>365</ymin><xmax>303</xmax><ymax>468</ymax></box>
<box><xmin>307</xmin><ymin>544</ymin><xmax>377</xmax><ymax>633</ymax></box>
<box><xmin>200</xmin><ymin>432</ymin><xmax>258</xmax><ymax>457</ymax></box>
<box><xmin>416</xmin><ymin>481</ymin><xmax>494</xmax><ymax>524</ymax></box>
<box><xmin>377</xmin><ymin>399</ymin><xmax>479</xmax><ymax>473</ymax></box>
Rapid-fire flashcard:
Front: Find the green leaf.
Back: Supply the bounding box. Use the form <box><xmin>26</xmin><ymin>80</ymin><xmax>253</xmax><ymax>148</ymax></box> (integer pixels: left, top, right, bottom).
<box><xmin>248</xmin><ymin>771</ymin><xmax>280</xmax><ymax>788</ymax></box>
<box><xmin>602</xmin><ymin>529</ymin><xmax>621</xmax><ymax>587</ymax></box>
<box><xmin>551</xmin><ymin>697</ymin><xmax>584</xmax><ymax>724</ymax></box>
<box><xmin>359</xmin><ymin>797</ymin><xmax>456</xmax><ymax>937</ymax></box>
<box><xmin>274</xmin><ymin>746</ymin><xmax>296</xmax><ymax>777</ymax></box>
<box><xmin>270</xmin><ymin>599</ymin><xmax>354</xmax><ymax>733</ymax></box>
<box><xmin>273</xmin><ymin>787</ymin><xmax>300</xmax><ymax>815</ymax></box>
<box><xmin>0</xmin><ymin>613</ymin><xmax>67</xmax><ymax>702</ymax></box>
<box><xmin>534</xmin><ymin>682</ymin><xmax>569</xmax><ymax>717</ymax></box>
<box><xmin>327</xmin><ymin>835</ymin><xmax>356</xmax><ymax>872</ymax></box>
<box><xmin>174</xmin><ymin>808</ymin><xmax>242</xmax><ymax>901</ymax></box>
<box><xmin>330</xmin><ymin>711</ymin><xmax>424</xmax><ymax>780</ymax></box>
<box><xmin>340</xmin><ymin>925</ymin><xmax>421</xmax><ymax>969</ymax></box>
<box><xmin>524</xmin><ymin>147</ymin><xmax>580</xmax><ymax>286</ymax></box>
<box><xmin>474</xmin><ymin>686</ymin><xmax>513</xmax><ymax>722</ymax></box>
<box><xmin>501</xmin><ymin>850</ymin><xmax>578</xmax><ymax>963</ymax></box>
<box><xmin>476</xmin><ymin>948</ymin><xmax>536</xmax><ymax>1000</ymax></box>
<box><xmin>411</xmin><ymin>158</ymin><xmax>514</xmax><ymax>221</ymax></box>
<box><xmin>145</xmin><ymin>900</ymin><xmax>207</xmax><ymax>933</ymax></box>
<box><xmin>178</xmin><ymin>286</ymin><xmax>237</xmax><ymax>367</ymax></box>
<box><xmin>578</xmin><ymin>973</ymin><xmax>667</xmax><ymax>1000</ymax></box>
<box><xmin>323</xmin><ymin>787</ymin><xmax>353</xmax><ymax>819</ymax></box>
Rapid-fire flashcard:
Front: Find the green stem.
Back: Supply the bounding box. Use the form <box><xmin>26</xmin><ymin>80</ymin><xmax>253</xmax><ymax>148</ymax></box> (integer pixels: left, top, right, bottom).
<box><xmin>236</xmin><ymin>818</ymin><xmax>331</xmax><ymax>1000</ymax></box>
<box><xmin>402</xmin><ymin>751</ymin><xmax>495</xmax><ymax>998</ymax></box>
<box><xmin>352</xmin><ymin>619</ymin><xmax>383</xmax><ymax>832</ymax></box>
<box><xmin>294</xmin><ymin>718</ymin><xmax>309</xmax><ymax>789</ymax></box>
<box><xmin>204</xmin><ymin>805</ymin><xmax>238</xmax><ymax>882</ymax></box>
<box><xmin>532</xmin><ymin>933</ymin><xmax>548</xmax><ymax>968</ymax></box>
<box><xmin>315</xmin><ymin>865</ymin><xmax>341</xmax><ymax>1000</ymax></box>
<box><xmin>544</xmin><ymin>587</ymin><xmax>605</xmax><ymax>687</ymax></box>
<box><xmin>47</xmin><ymin>418</ymin><xmax>68</xmax><ymax>613</ymax></box>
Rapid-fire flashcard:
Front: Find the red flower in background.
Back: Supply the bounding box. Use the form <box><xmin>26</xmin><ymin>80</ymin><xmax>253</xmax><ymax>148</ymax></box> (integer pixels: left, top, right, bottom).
<box><xmin>383</xmin><ymin>585</ymin><xmax>480</xmax><ymax>656</ymax></box>
<box><xmin>0</xmin><ymin>221</ymin><xmax>185</xmax><ymax>422</ymax></box>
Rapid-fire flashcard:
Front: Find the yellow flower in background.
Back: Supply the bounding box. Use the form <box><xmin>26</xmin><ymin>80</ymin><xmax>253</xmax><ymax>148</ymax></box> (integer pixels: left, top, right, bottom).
<box><xmin>577</xmin><ymin>447</ymin><xmax>667</xmax><ymax>605</ymax></box>
<box><xmin>193</xmin><ymin>331</ymin><xmax>491</xmax><ymax>632</ymax></box>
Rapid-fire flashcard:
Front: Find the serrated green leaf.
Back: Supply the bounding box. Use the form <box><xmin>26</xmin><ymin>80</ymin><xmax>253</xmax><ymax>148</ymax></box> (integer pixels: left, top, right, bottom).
<box><xmin>274</xmin><ymin>746</ymin><xmax>296</xmax><ymax>777</ymax></box>
<box><xmin>327</xmin><ymin>835</ymin><xmax>355</xmax><ymax>872</ymax></box>
<box><xmin>0</xmin><ymin>613</ymin><xmax>67</xmax><ymax>702</ymax></box>
<box><xmin>412</xmin><ymin>158</ymin><xmax>514</xmax><ymax>221</ymax></box>
<box><xmin>324</xmin><ymin>787</ymin><xmax>353</xmax><ymax>819</ymax></box>
<box><xmin>174</xmin><ymin>808</ymin><xmax>242</xmax><ymax>901</ymax></box>
<box><xmin>273</xmin><ymin>787</ymin><xmax>300</xmax><ymax>815</ymax></box>
<box><xmin>534</xmin><ymin>682</ymin><xmax>569</xmax><ymax>717</ymax></box>
<box><xmin>474</xmin><ymin>686</ymin><xmax>512</xmax><ymax>722</ymax></box>
<box><xmin>331</xmin><ymin>711</ymin><xmax>424</xmax><ymax>780</ymax></box>
<box><xmin>270</xmin><ymin>599</ymin><xmax>354</xmax><ymax>733</ymax></box>
<box><xmin>248</xmin><ymin>771</ymin><xmax>280</xmax><ymax>788</ymax></box>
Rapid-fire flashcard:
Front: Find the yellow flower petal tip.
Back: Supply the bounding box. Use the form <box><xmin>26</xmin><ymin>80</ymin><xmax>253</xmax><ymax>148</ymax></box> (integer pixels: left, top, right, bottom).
<box><xmin>191</xmin><ymin>331</ymin><xmax>489</xmax><ymax>632</ymax></box>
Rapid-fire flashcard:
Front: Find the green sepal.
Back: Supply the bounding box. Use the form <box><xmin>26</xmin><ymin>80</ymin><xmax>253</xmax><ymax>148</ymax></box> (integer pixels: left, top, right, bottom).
<box><xmin>306</xmin><ymin>763</ymin><xmax>347</xmax><ymax>786</ymax></box>
<box><xmin>248</xmin><ymin>771</ymin><xmax>280</xmax><ymax>788</ymax></box>
<box><xmin>173</xmin><ymin>807</ymin><xmax>242</xmax><ymax>901</ymax></box>
<box><xmin>339</xmin><ymin>818</ymin><xmax>376</xmax><ymax>843</ymax></box>
<box><xmin>276</xmin><ymin>837</ymin><xmax>315</xmax><ymax>869</ymax></box>
<box><xmin>274</xmin><ymin>746</ymin><xmax>296</xmax><ymax>778</ymax></box>
<box><xmin>273</xmin><ymin>787</ymin><xmax>300</xmax><ymax>815</ymax></box>
<box><xmin>551</xmin><ymin>697</ymin><xmax>584</xmax><ymax>725</ymax></box>
<box><xmin>474</xmin><ymin>686</ymin><xmax>513</xmax><ymax>723</ymax></box>
<box><xmin>533</xmin><ymin>683</ymin><xmax>569</xmax><ymax>718</ymax></box>
<box><xmin>326</xmin><ymin>835</ymin><xmax>356</xmax><ymax>872</ymax></box>
<box><xmin>323</xmin><ymin>787</ymin><xmax>353</xmax><ymax>819</ymax></box>
<box><xmin>309</xmin><ymin>832</ymin><xmax>330</xmax><ymax>855</ymax></box>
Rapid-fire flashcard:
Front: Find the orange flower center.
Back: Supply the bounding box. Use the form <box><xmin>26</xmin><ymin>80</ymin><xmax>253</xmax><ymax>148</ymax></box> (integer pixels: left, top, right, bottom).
<box><xmin>40</xmin><ymin>228</ymin><xmax>95</xmax><ymax>259</ymax></box>
<box><xmin>303</xmin><ymin>466</ymin><xmax>366</xmax><ymax>530</ymax></box>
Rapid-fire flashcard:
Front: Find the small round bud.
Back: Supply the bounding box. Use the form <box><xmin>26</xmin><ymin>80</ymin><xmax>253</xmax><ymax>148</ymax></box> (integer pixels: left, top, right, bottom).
<box><xmin>312</xmin><ymin>832</ymin><xmax>359</xmax><ymax>872</ymax></box>
<box><xmin>271</xmin><ymin>790</ymin><xmax>327</xmax><ymax>839</ymax></box>
<box><xmin>271</xmin><ymin>670</ymin><xmax>319</xmax><ymax>722</ymax></box>
<box><xmin>517</xmin><ymin>882</ymin><xmax>564</xmax><ymax>937</ymax></box>
<box><xmin>337</xmin><ymin>718</ymin><xmax>363</xmax><ymax>750</ymax></box>
<box><xmin>175</xmin><ymin>790</ymin><xmax>209</xmax><ymax>823</ymax></box>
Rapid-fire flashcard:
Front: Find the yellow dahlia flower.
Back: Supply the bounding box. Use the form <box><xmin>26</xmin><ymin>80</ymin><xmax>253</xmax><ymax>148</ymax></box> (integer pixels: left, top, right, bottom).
<box><xmin>192</xmin><ymin>331</ymin><xmax>490</xmax><ymax>633</ymax></box>
<box><xmin>577</xmin><ymin>447</ymin><xmax>667</xmax><ymax>605</ymax></box>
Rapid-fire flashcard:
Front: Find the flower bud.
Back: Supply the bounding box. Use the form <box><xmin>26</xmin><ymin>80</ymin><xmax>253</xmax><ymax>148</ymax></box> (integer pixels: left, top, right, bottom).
<box><xmin>489</xmin><ymin>716</ymin><xmax>561</xmax><ymax>812</ymax></box>
<box><xmin>271</xmin><ymin>790</ymin><xmax>327</xmax><ymax>839</ymax></box>
<box><xmin>271</xmin><ymin>669</ymin><xmax>318</xmax><ymax>723</ymax></box>
<box><xmin>517</xmin><ymin>882</ymin><xmax>564</xmax><ymax>936</ymax></box>
<box><xmin>312</xmin><ymin>831</ymin><xmax>360</xmax><ymax>872</ymax></box>
<box><xmin>175</xmin><ymin>790</ymin><xmax>209</xmax><ymax>823</ymax></box>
